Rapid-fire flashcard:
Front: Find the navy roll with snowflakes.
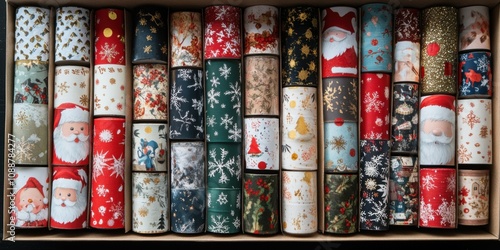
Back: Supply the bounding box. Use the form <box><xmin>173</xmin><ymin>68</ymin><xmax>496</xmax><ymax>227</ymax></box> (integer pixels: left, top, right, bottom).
<box><xmin>169</xmin><ymin>68</ymin><xmax>204</xmax><ymax>140</ymax></box>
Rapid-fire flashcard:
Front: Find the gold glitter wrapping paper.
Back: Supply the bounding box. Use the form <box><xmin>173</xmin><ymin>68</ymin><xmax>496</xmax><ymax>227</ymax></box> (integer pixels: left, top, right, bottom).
<box><xmin>420</xmin><ymin>6</ymin><xmax>458</xmax><ymax>95</ymax></box>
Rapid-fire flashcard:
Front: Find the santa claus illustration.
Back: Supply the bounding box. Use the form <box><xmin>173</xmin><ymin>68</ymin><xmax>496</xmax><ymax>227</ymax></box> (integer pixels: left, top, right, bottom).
<box><xmin>13</xmin><ymin>177</ymin><xmax>49</xmax><ymax>227</ymax></box>
<box><xmin>419</xmin><ymin>95</ymin><xmax>456</xmax><ymax>166</ymax></box>
<box><xmin>53</xmin><ymin>103</ymin><xmax>90</xmax><ymax>165</ymax></box>
<box><xmin>50</xmin><ymin>167</ymin><xmax>88</xmax><ymax>229</ymax></box>
<box><xmin>321</xmin><ymin>7</ymin><xmax>358</xmax><ymax>77</ymax></box>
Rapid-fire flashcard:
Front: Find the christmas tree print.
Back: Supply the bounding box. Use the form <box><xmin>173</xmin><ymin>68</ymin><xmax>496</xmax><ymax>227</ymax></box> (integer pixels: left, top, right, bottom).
<box><xmin>157</xmin><ymin>211</ymin><xmax>166</xmax><ymax>230</ymax></box>
<box><xmin>247</xmin><ymin>136</ymin><xmax>262</xmax><ymax>155</ymax></box>
<box><xmin>296</xmin><ymin>116</ymin><xmax>310</xmax><ymax>135</ymax></box>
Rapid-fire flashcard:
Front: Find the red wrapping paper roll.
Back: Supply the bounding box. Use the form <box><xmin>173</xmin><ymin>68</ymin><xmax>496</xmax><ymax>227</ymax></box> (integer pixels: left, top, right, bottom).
<box><xmin>419</xmin><ymin>168</ymin><xmax>456</xmax><ymax>228</ymax></box>
<box><xmin>90</xmin><ymin>117</ymin><xmax>126</xmax><ymax>229</ymax></box>
<box><xmin>94</xmin><ymin>8</ymin><xmax>126</xmax><ymax>65</ymax></box>
<box><xmin>204</xmin><ymin>5</ymin><xmax>242</xmax><ymax>59</ymax></box>
<box><xmin>360</xmin><ymin>73</ymin><xmax>391</xmax><ymax>140</ymax></box>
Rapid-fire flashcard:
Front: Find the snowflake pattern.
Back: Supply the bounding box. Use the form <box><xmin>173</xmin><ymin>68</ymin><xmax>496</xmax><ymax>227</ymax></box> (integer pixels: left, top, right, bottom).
<box><xmin>207</xmin><ymin>147</ymin><xmax>240</xmax><ymax>185</ymax></box>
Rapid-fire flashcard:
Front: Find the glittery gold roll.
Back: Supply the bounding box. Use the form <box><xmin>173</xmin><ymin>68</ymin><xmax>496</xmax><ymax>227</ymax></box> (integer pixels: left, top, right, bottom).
<box><xmin>420</xmin><ymin>6</ymin><xmax>458</xmax><ymax>95</ymax></box>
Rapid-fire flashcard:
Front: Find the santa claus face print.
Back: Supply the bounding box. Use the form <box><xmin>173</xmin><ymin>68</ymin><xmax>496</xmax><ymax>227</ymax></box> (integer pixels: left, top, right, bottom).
<box><xmin>61</xmin><ymin>122</ymin><xmax>89</xmax><ymax>140</ymax></box>
<box><xmin>18</xmin><ymin>187</ymin><xmax>46</xmax><ymax>214</ymax></box>
<box><xmin>420</xmin><ymin>119</ymin><xmax>455</xmax><ymax>166</ymax></box>
<box><xmin>54</xmin><ymin>118</ymin><xmax>90</xmax><ymax>165</ymax></box>
<box><xmin>53</xmin><ymin>187</ymin><xmax>78</xmax><ymax>205</ymax></box>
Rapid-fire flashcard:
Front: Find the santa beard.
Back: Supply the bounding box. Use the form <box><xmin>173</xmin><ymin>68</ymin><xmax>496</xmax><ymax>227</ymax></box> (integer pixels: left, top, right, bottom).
<box><xmin>54</xmin><ymin>126</ymin><xmax>90</xmax><ymax>164</ymax></box>
<box><xmin>419</xmin><ymin>131</ymin><xmax>455</xmax><ymax>165</ymax></box>
<box><xmin>51</xmin><ymin>190</ymin><xmax>87</xmax><ymax>224</ymax></box>
<box><xmin>322</xmin><ymin>31</ymin><xmax>357</xmax><ymax>60</ymax></box>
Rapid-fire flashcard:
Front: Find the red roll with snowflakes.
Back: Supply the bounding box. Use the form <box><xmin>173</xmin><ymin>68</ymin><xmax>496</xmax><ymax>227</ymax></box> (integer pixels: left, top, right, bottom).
<box><xmin>360</xmin><ymin>73</ymin><xmax>391</xmax><ymax>140</ymax></box>
<box><xmin>204</xmin><ymin>5</ymin><xmax>242</xmax><ymax>59</ymax></box>
<box><xmin>94</xmin><ymin>8</ymin><xmax>125</xmax><ymax>65</ymax></box>
<box><xmin>419</xmin><ymin>168</ymin><xmax>457</xmax><ymax>228</ymax></box>
<box><xmin>90</xmin><ymin>117</ymin><xmax>126</xmax><ymax>229</ymax></box>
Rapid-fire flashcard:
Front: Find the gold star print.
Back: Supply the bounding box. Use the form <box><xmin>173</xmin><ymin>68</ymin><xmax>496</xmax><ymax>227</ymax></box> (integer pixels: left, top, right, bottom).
<box><xmin>144</xmin><ymin>45</ymin><xmax>152</xmax><ymax>54</ymax></box>
<box><xmin>298</xmin><ymin>69</ymin><xmax>309</xmax><ymax>81</ymax></box>
<box><xmin>146</xmin><ymin>35</ymin><xmax>153</xmax><ymax>41</ymax></box>
<box><xmin>150</xmin><ymin>26</ymin><xmax>157</xmax><ymax>33</ymax></box>
<box><xmin>308</xmin><ymin>61</ymin><xmax>316</xmax><ymax>71</ymax></box>
<box><xmin>139</xmin><ymin>18</ymin><xmax>147</xmax><ymax>26</ymax></box>
<box><xmin>301</xmin><ymin>45</ymin><xmax>310</xmax><ymax>56</ymax></box>
<box><xmin>299</xmin><ymin>12</ymin><xmax>308</xmax><ymax>22</ymax></box>
<box><xmin>289</xmin><ymin>59</ymin><xmax>296</xmax><ymax>68</ymax></box>
<box><xmin>288</xmin><ymin>27</ymin><xmax>294</xmax><ymax>36</ymax></box>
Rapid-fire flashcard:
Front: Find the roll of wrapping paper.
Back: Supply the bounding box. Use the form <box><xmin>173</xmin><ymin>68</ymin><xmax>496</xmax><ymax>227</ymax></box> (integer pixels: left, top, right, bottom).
<box><xmin>10</xmin><ymin>166</ymin><xmax>49</xmax><ymax>228</ymax></box>
<box><xmin>14</xmin><ymin>6</ymin><xmax>50</xmax><ymax>62</ymax></box>
<box><xmin>243</xmin><ymin>5</ymin><xmax>279</xmax><ymax>55</ymax></box>
<box><xmin>282</xmin><ymin>170</ymin><xmax>317</xmax><ymax>234</ymax></box>
<box><xmin>90</xmin><ymin>117</ymin><xmax>125</xmax><ymax>229</ymax></box>
<box><xmin>324</xmin><ymin>173</ymin><xmax>358</xmax><ymax>234</ymax></box>
<box><xmin>419</xmin><ymin>94</ymin><xmax>456</xmax><ymax>166</ymax></box>
<box><xmin>456</xmin><ymin>99</ymin><xmax>492</xmax><ymax>165</ymax></box>
<box><xmin>132</xmin><ymin>172</ymin><xmax>169</xmax><ymax>234</ymax></box>
<box><xmin>360</xmin><ymin>3</ymin><xmax>393</xmax><ymax>73</ymax></box>
<box><xmin>459</xmin><ymin>6</ymin><xmax>490</xmax><ymax>52</ymax></box>
<box><xmin>206</xmin><ymin>188</ymin><xmax>241</xmax><ymax>234</ymax></box>
<box><xmin>94</xmin><ymin>8</ymin><xmax>126</xmax><ymax>65</ymax></box>
<box><xmin>50</xmin><ymin>166</ymin><xmax>89</xmax><ymax>229</ymax></box>
<box><xmin>281</xmin><ymin>86</ymin><xmax>318</xmax><ymax>170</ymax></box>
<box><xmin>207</xmin><ymin>142</ymin><xmax>242</xmax><ymax>189</ymax></box>
<box><xmin>281</xmin><ymin>6</ymin><xmax>319</xmax><ymax>86</ymax></box>
<box><xmin>458</xmin><ymin>51</ymin><xmax>492</xmax><ymax>98</ymax></box>
<box><xmin>458</xmin><ymin>169</ymin><xmax>489</xmax><ymax>226</ymax></box>
<box><xmin>205</xmin><ymin>60</ymin><xmax>243</xmax><ymax>142</ymax></box>
<box><xmin>93</xmin><ymin>65</ymin><xmax>127</xmax><ymax>116</ymax></box>
<box><xmin>419</xmin><ymin>168</ymin><xmax>457</xmax><ymax>228</ymax></box>
<box><xmin>324</xmin><ymin>121</ymin><xmax>358</xmax><ymax>173</ymax></box>
<box><xmin>204</xmin><ymin>5</ymin><xmax>242</xmax><ymax>59</ymax></box>
<box><xmin>360</xmin><ymin>73</ymin><xmax>391</xmax><ymax>140</ymax></box>
<box><xmin>54</xmin><ymin>66</ymin><xmax>90</xmax><ymax>108</ymax></box>
<box><xmin>55</xmin><ymin>6</ymin><xmax>91</xmax><ymax>64</ymax></box>
<box><xmin>389</xmin><ymin>156</ymin><xmax>419</xmax><ymax>226</ymax></box>
<box><xmin>359</xmin><ymin>139</ymin><xmax>390</xmax><ymax>231</ymax></box>
<box><xmin>133</xmin><ymin>64</ymin><xmax>169</xmax><ymax>121</ymax></box>
<box><xmin>322</xmin><ymin>77</ymin><xmax>358</xmax><ymax>123</ymax></box>
<box><xmin>243</xmin><ymin>173</ymin><xmax>279</xmax><ymax>235</ymax></box>
<box><xmin>170</xmin><ymin>141</ymin><xmax>205</xmax><ymax>190</ymax></box>
<box><xmin>393</xmin><ymin>8</ymin><xmax>420</xmax><ymax>83</ymax></box>
<box><xmin>132</xmin><ymin>6</ymin><xmax>168</xmax><ymax>63</ymax></box>
<box><xmin>169</xmin><ymin>68</ymin><xmax>204</xmax><ymax>140</ymax></box>
<box><xmin>170</xmin><ymin>188</ymin><xmax>205</xmax><ymax>234</ymax></box>
<box><xmin>132</xmin><ymin>123</ymin><xmax>168</xmax><ymax>172</ymax></box>
<box><xmin>321</xmin><ymin>6</ymin><xmax>358</xmax><ymax>78</ymax></box>
<box><xmin>52</xmin><ymin>104</ymin><xmax>90</xmax><ymax>166</ymax></box>
<box><xmin>244</xmin><ymin>55</ymin><xmax>280</xmax><ymax>116</ymax></box>
<box><xmin>14</xmin><ymin>60</ymin><xmax>48</xmax><ymax>104</ymax></box>
<box><xmin>170</xmin><ymin>11</ymin><xmax>202</xmax><ymax>68</ymax></box>
<box><xmin>391</xmin><ymin>83</ymin><xmax>419</xmax><ymax>154</ymax></box>
<box><xmin>420</xmin><ymin>6</ymin><xmax>458</xmax><ymax>95</ymax></box>
<box><xmin>244</xmin><ymin>117</ymin><xmax>280</xmax><ymax>171</ymax></box>
<box><xmin>12</xmin><ymin>103</ymin><xmax>48</xmax><ymax>165</ymax></box>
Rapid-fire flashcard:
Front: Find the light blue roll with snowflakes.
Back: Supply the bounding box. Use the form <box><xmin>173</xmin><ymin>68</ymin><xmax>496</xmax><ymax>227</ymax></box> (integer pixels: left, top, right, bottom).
<box><xmin>324</xmin><ymin>121</ymin><xmax>358</xmax><ymax>173</ymax></box>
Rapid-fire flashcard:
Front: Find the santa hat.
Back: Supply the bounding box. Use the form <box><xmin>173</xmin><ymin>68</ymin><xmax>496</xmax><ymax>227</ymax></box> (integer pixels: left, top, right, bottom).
<box><xmin>322</xmin><ymin>8</ymin><xmax>356</xmax><ymax>34</ymax></box>
<box><xmin>52</xmin><ymin>168</ymin><xmax>87</xmax><ymax>194</ymax></box>
<box><xmin>16</xmin><ymin>177</ymin><xmax>48</xmax><ymax>205</ymax></box>
<box><xmin>54</xmin><ymin>103</ymin><xmax>89</xmax><ymax>128</ymax></box>
<box><xmin>420</xmin><ymin>95</ymin><xmax>455</xmax><ymax>124</ymax></box>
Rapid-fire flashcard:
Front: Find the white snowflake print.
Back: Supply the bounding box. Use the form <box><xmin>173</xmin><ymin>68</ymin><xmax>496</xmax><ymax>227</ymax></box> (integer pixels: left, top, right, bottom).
<box><xmin>192</xmin><ymin>98</ymin><xmax>204</xmax><ymax>116</ymax></box>
<box><xmin>206</xmin><ymin>115</ymin><xmax>217</xmax><ymax>128</ymax></box>
<box><xmin>217</xmin><ymin>192</ymin><xmax>228</xmax><ymax>205</ymax></box>
<box><xmin>98</xmin><ymin>205</ymin><xmax>107</xmax><ymax>216</ymax></box>
<box><xmin>109</xmin><ymin>153</ymin><xmax>125</xmax><ymax>179</ymax></box>
<box><xmin>219</xmin><ymin>64</ymin><xmax>231</xmax><ymax>79</ymax></box>
<box><xmin>93</xmin><ymin>150</ymin><xmax>112</xmax><ymax>181</ymax></box>
<box><xmin>446</xmin><ymin>174</ymin><xmax>456</xmax><ymax>193</ymax></box>
<box><xmin>232</xmin><ymin>215</ymin><xmax>241</xmax><ymax>229</ymax></box>
<box><xmin>421</xmin><ymin>173</ymin><xmax>437</xmax><ymax>191</ymax></box>
<box><xmin>186</xmin><ymin>70</ymin><xmax>203</xmax><ymax>91</ymax></box>
<box><xmin>377</xmin><ymin>176</ymin><xmax>389</xmax><ymax>198</ymax></box>
<box><xmin>364</xmin><ymin>91</ymin><xmax>384</xmax><ymax>113</ymax></box>
<box><xmin>99</xmin><ymin>129</ymin><xmax>113</xmax><ymax>143</ymax></box>
<box><xmin>208</xmin><ymin>147</ymin><xmax>239</xmax><ymax>184</ymax></box>
<box><xmin>220</xmin><ymin>114</ymin><xmax>233</xmax><ymax>129</ymax></box>
<box><xmin>224</xmin><ymin>81</ymin><xmax>242</xmax><ymax>115</ymax></box>
<box><xmin>363</xmin><ymin>154</ymin><xmax>384</xmax><ymax>177</ymax></box>
<box><xmin>419</xmin><ymin>200</ymin><xmax>436</xmax><ymax>226</ymax></box>
<box><xmin>108</xmin><ymin>201</ymin><xmax>124</xmax><ymax>226</ymax></box>
<box><xmin>170</xmin><ymin>80</ymin><xmax>188</xmax><ymax>111</ymax></box>
<box><xmin>207</xmin><ymin>193</ymin><xmax>212</xmax><ymax>208</ymax></box>
<box><xmin>437</xmin><ymin>198</ymin><xmax>456</xmax><ymax>227</ymax></box>
<box><xmin>209</xmin><ymin>75</ymin><xmax>221</xmax><ymax>88</ymax></box>
<box><xmin>474</xmin><ymin>54</ymin><xmax>489</xmax><ymax>73</ymax></box>
<box><xmin>96</xmin><ymin>185</ymin><xmax>109</xmax><ymax>197</ymax></box>
<box><xmin>236</xmin><ymin>193</ymin><xmax>241</xmax><ymax>209</ymax></box>
<box><xmin>207</xmin><ymin>88</ymin><xmax>221</xmax><ymax>108</ymax></box>
<box><xmin>215</xmin><ymin>6</ymin><xmax>229</xmax><ymax>20</ymax></box>
<box><xmin>208</xmin><ymin>214</ymin><xmax>230</xmax><ymax>233</ymax></box>
<box><xmin>228</xmin><ymin>123</ymin><xmax>242</xmax><ymax>142</ymax></box>
<box><xmin>177</xmin><ymin>68</ymin><xmax>193</xmax><ymax>81</ymax></box>
<box><xmin>99</xmin><ymin>42</ymin><xmax>119</xmax><ymax>63</ymax></box>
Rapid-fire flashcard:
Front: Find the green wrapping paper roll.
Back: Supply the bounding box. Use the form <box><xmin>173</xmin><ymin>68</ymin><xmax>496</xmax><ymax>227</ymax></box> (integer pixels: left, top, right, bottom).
<box><xmin>207</xmin><ymin>142</ymin><xmax>242</xmax><ymax>189</ymax></box>
<box><xmin>206</xmin><ymin>188</ymin><xmax>241</xmax><ymax>234</ymax></box>
<box><xmin>324</xmin><ymin>173</ymin><xmax>358</xmax><ymax>234</ymax></box>
<box><xmin>420</xmin><ymin>6</ymin><xmax>458</xmax><ymax>95</ymax></box>
<box><xmin>205</xmin><ymin>60</ymin><xmax>243</xmax><ymax>142</ymax></box>
<box><xmin>14</xmin><ymin>60</ymin><xmax>48</xmax><ymax>104</ymax></box>
<box><xmin>243</xmin><ymin>173</ymin><xmax>279</xmax><ymax>235</ymax></box>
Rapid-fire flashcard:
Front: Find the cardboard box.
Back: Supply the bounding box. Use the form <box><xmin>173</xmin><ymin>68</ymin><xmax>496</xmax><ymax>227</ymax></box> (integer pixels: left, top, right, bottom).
<box><xmin>3</xmin><ymin>0</ymin><xmax>500</xmax><ymax>242</ymax></box>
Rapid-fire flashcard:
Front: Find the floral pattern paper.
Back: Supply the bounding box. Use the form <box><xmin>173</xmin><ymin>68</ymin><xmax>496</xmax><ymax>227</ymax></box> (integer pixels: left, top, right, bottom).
<box><xmin>456</xmin><ymin>99</ymin><xmax>492</xmax><ymax>164</ymax></box>
<box><xmin>54</xmin><ymin>66</ymin><xmax>90</xmax><ymax>108</ymax></box>
<box><xmin>170</xmin><ymin>11</ymin><xmax>202</xmax><ymax>68</ymax></box>
<box><xmin>243</xmin><ymin>173</ymin><xmax>279</xmax><ymax>235</ymax></box>
<box><xmin>281</xmin><ymin>6</ymin><xmax>319</xmax><ymax>86</ymax></box>
<box><xmin>244</xmin><ymin>55</ymin><xmax>280</xmax><ymax>116</ymax></box>
<box><xmin>93</xmin><ymin>65</ymin><xmax>127</xmax><ymax>116</ymax></box>
<box><xmin>458</xmin><ymin>170</ymin><xmax>489</xmax><ymax>226</ymax></box>
<box><xmin>419</xmin><ymin>168</ymin><xmax>456</xmax><ymax>228</ymax></box>
<box><xmin>205</xmin><ymin>60</ymin><xmax>242</xmax><ymax>142</ymax></box>
<box><xmin>132</xmin><ymin>123</ymin><xmax>168</xmax><ymax>172</ymax></box>
<box><xmin>281</xmin><ymin>87</ymin><xmax>318</xmax><ymax>170</ymax></box>
<box><xmin>204</xmin><ymin>5</ymin><xmax>242</xmax><ymax>59</ymax></box>
<box><xmin>14</xmin><ymin>6</ymin><xmax>50</xmax><ymax>62</ymax></box>
<box><xmin>90</xmin><ymin>117</ymin><xmax>125</xmax><ymax>229</ymax></box>
<box><xmin>324</xmin><ymin>122</ymin><xmax>358</xmax><ymax>173</ymax></box>
<box><xmin>359</xmin><ymin>139</ymin><xmax>390</xmax><ymax>231</ymax></box>
<box><xmin>243</xmin><ymin>5</ymin><xmax>279</xmax><ymax>55</ymax></box>
<box><xmin>12</xmin><ymin>103</ymin><xmax>48</xmax><ymax>165</ymax></box>
<box><xmin>459</xmin><ymin>6</ymin><xmax>490</xmax><ymax>52</ymax></box>
<box><xmin>14</xmin><ymin>60</ymin><xmax>48</xmax><ymax>104</ymax></box>
<box><xmin>324</xmin><ymin>173</ymin><xmax>358</xmax><ymax>234</ymax></box>
<box><xmin>244</xmin><ymin>117</ymin><xmax>280</xmax><ymax>171</ymax></box>
<box><xmin>169</xmin><ymin>68</ymin><xmax>204</xmax><ymax>139</ymax></box>
<box><xmin>55</xmin><ymin>6</ymin><xmax>91</xmax><ymax>63</ymax></box>
<box><xmin>132</xmin><ymin>172</ymin><xmax>169</xmax><ymax>234</ymax></box>
<box><xmin>133</xmin><ymin>6</ymin><xmax>168</xmax><ymax>63</ymax></box>
<box><xmin>133</xmin><ymin>64</ymin><xmax>169</xmax><ymax>121</ymax></box>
